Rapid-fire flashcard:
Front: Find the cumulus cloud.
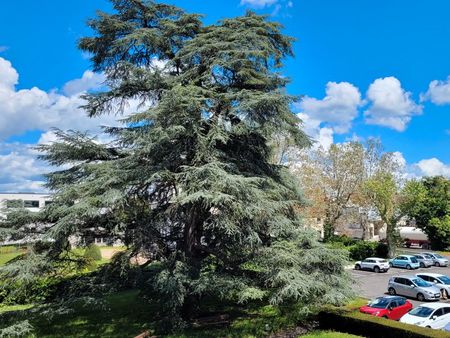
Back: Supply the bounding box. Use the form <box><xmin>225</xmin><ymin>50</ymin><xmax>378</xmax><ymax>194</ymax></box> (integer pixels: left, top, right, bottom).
<box><xmin>240</xmin><ymin>0</ymin><xmax>279</xmax><ymax>8</ymax></box>
<box><xmin>415</xmin><ymin>158</ymin><xmax>450</xmax><ymax>177</ymax></box>
<box><xmin>297</xmin><ymin>112</ymin><xmax>334</xmax><ymax>150</ymax></box>
<box><xmin>297</xmin><ymin>81</ymin><xmax>362</xmax><ymax>134</ymax></box>
<box><xmin>62</xmin><ymin>70</ymin><xmax>105</xmax><ymax>96</ymax></box>
<box><xmin>421</xmin><ymin>76</ymin><xmax>450</xmax><ymax>105</ymax></box>
<box><xmin>364</xmin><ymin>77</ymin><xmax>422</xmax><ymax>131</ymax></box>
<box><xmin>0</xmin><ymin>57</ymin><xmax>118</xmax><ymax>140</ymax></box>
<box><xmin>0</xmin><ymin>142</ymin><xmax>50</xmax><ymax>192</ymax></box>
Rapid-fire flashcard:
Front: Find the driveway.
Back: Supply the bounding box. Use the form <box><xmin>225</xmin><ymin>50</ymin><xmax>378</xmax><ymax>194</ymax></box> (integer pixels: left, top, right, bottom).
<box><xmin>351</xmin><ymin>251</ymin><xmax>450</xmax><ymax>307</ymax></box>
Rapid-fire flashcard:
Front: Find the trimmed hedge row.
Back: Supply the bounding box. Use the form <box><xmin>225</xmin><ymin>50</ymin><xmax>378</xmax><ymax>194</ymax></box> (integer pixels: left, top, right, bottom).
<box><xmin>318</xmin><ymin>308</ymin><xmax>450</xmax><ymax>338</ymax></box>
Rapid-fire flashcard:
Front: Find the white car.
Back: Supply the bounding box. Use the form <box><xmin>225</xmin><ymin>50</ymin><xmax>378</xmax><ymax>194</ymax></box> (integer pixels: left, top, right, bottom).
<box><xmin>354</xmin><ymin>257</ymin><xmax>390</xmax><ymax>273</ymax></box>
<box><xmin>416</xmin><ymin>273</ymin><xmax>450</xmax><ymax>299</ymax></box>
<box><xmin>400</xmin><ymin>303</ymin><xmax>450</xmax><ymax>329</ymax></box>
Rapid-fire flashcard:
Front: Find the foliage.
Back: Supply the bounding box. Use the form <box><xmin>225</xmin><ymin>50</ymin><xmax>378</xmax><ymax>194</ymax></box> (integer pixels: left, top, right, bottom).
<box><xmin>318</xmin><ymin>308</ymin><xmax>450</xmax><ymax>338</ymax></box>
<box><xmin>402</xmin><ymin>176</ymin><xmax>450</xmax><ymax>250</ymax></box>
<box><xmin>348</xmin><ymin>241</ymin><xmax>378</xmax><ymax>261</ymax></box>
<box><xmin>0</xmin><ymin>0</ymin><xmax>354</xmax><ymax>333</ymax></box>
<box><xmin>84</xmin><ymin>244</ymin><xmax>102</xmax><ymax>261</ymax></box>
<box><xmin>364</xmin><ymin>172</ymin><xmax>405</xmax><ymax>257</ymax></box>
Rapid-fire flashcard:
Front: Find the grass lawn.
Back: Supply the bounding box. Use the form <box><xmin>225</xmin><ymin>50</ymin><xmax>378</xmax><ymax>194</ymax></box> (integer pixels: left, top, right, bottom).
<box><xmin>300</xmin><ymin>331</ymin><xmax>363</xmax><ymax>338</ymax></box>
<box><xmin>1</xmin><ymin>290</ymin><xmax>313</xmax><ymax>338</ymax></box>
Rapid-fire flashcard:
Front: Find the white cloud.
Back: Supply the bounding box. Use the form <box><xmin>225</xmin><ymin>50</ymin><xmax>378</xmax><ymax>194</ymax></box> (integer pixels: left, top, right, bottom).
<box><xmin>0</xmin><ymin>143</ymin><xmax>50</xmax><ymax>192</ymax></box>
<box><xmin>0</xmin><ymin>57</ymin><xmax>118</xmax><ymax>140</ymax></box>
<box><xmin>415</xmin><ymin>158</ymin><xmax>450</xmax><ymax>177</ymax></box>
<box><xmin>63</xmin><ymin>70</ymin><xmax>105</xmax><ymax>96</ymax></box>
<box><xmin>297</xmin><ymin>113</ymin><xmax>334</xmax><ymax>150</ymax></box>
<box><xmin>422</xmin><ymin>76</ymin><xmax>450</xmax><ymax>105</ymax></box>
<box><xmin>240</xmin><ymin>0</ymin><xmax>278</xmax><ymax>8</ymax></box>
<box><xmin>297</xmin><ymin>81</ymin><xmax>362</xmax><ymax>134</ymax></box>
<box><xmin>364</xmin><ymin>77</ymin><xmax>422</xmax><ymax>131</ymax></box>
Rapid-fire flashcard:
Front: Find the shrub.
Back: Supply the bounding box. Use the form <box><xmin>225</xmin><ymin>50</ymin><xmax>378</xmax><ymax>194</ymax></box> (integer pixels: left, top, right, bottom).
<box><xmin>319</xmin><ymin>308</ymin><xmax>450</xmax><ymax>338</ymax></box>
<box><xmin>84</xmin><ymin>244</ymin><xmax>102</xmax><ymax>261</ymax></box>
<box><xmin>347</xmin><ymin>241</ymin><xmax>389</xmax><ymax>261</ymax></box>
<box><xmin>329</xmin><ymin>235</ymin><xmax>358</xmax><ymax>247</ymax></box>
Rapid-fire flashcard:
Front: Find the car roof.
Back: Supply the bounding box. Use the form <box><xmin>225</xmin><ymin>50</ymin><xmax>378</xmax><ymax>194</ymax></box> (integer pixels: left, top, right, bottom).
<box><xmin>392</xmin><ymin>275</ymin><xmax>421</xmax><ymax>279</ymax></box>
<box><xmin>416</xmin><ymin>273</ymin><xmax>447</xmax><ymax>278</ymax></box>
<box><xmin>415</xmin><ymin>302</ymin><xmax>450</xmax><ymax>310</ymax></box>
<box><xmin>366</xmin><ymin>257</ymin><xmax>385</xmax><ymax>260</ymax></box>
<box><xmin>376</xmin><ymin>295</ymin><xmax>406</xmax><ymax>300</ymax></box>
<box><xmin>396</xmin><ymin>255</ymin><xmax>415</xmax><ymax>258</ymax></box>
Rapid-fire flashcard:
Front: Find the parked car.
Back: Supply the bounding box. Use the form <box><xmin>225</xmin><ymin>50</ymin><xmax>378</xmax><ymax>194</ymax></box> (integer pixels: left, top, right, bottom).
<box><xmin>354</xmin><ymin>257</ymin><xmax>390</xmax><ymax>273</ymax></box>
<box><xmin>400</xmin><ymin>303</ymin><xmax>450</xmax><ymax>329</ymax></box>
<box><xmin>444</xmin><ymin>320</ymin><xmax>450</xmax><ymax>332</ymax></box>
<box><xmin>389</xmin><ymin>255</ymin><xmax>420</xmax><ymax>270</ymax></box>
<box><xmin>388</xmin><ymin>275</ymin><xmax>441</xmax><ymax>301</ymax></box>
<box><xmin>416</xmin><ymin>273</ymin><xmax>450</xmax><ymax>299</ymax></box>
<box><xmin>420</xmin><ymin>252</ymin><xmax>449</xmax><ymax>267</ymax></box>
<box><xmin>359</xmin><ymin>296</ymin><xmax>412</xmax><ymax>320</ymax></box>
<box><xmin>413</xmin><ymin>254</ymin><xmax>433</xmax><ymax>268</ymax></box>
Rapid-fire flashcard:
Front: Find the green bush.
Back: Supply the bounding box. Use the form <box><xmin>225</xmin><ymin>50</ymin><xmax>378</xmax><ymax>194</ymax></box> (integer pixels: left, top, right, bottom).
<box><xmin>84</xmin><ymin>244</ymin><xmax>102</xmax><ymax>261</ymax></box>
<box><xmin>329</xmin><ymin>235</ymin><xmax>358</xmax><ymax>247</ymax></box>
<box><xmin>319</xmin><ymin>308</ymin><xmax>450</xmax><ymax>338</ymax></box>
<box><xmin>347</xmin><ymin>241</ymin><xmax>389</xmax><ymax>261</ymax></box>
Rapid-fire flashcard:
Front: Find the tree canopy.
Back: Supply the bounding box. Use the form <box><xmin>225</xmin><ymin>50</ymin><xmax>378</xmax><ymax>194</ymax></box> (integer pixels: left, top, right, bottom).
<box><xmin>0</xmin><ymin>0</ymin><xmax>352</xmax><ymax>332</ymax></box>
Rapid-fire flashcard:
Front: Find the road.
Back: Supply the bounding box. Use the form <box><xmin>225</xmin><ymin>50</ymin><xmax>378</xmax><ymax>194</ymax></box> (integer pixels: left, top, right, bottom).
<box><xmin>351</xmin><ymin>250</ymin><xmax>450</xmax><ymax>307</ymax></box>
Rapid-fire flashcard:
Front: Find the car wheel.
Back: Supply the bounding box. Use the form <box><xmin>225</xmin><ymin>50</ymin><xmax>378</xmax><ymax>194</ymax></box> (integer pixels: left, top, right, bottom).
<box><xmin>389</xmin><ymin>262</ymin><xmax>393</xmax><ymax>267</ymax></box>
<box><xmin>417</xmin><ymin>293</ymin><xmax>425</xmax><ymax>301</ymax></box>
<box><xmin>355</xmin><ymin>264</ymin><xmax>361</xmax><ymax>270</ymax></box>
<box><xmin>443</xmin><ymin>289</ymin><xmax>448</xmax><ymax>299</ymax></box>
<box><xmin>374</xmin><ymin>266</ymin><xmax>380</xmax><ymax>273</ymax></box>
<box><xmin>435</xmin><ymin>262</ymin><xmax>440</xmax><ymax>267</ymax></box>
<box><xmin>406</xmin><ymin>264</ymin><xmax>412</xmax><ymax>270</ymax></box>
<box><xmin>420</xmin><ymin>262</ymin><xmax>425</xmax><ymax>268</ymax></box>
<box><xmin>426</xmin><ymin>326</ymin><xmax>431</xmax><ymax>328</ymax></box>
<box><xmin>388</xmin><ymin>287</ymin><xmax>396</xmax><ymax>295</ymax></box>
<box><xmin>382</xmin><ymin>315</ymin><xmax>388</xmax><ymax>319</ymax></box>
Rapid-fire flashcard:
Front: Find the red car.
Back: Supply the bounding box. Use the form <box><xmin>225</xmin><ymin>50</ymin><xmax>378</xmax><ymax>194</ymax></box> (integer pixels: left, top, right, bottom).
<box><xmin>359</xmin><ymin>296</ymin><xmax>413</xmax><ymax>320</ymax></box>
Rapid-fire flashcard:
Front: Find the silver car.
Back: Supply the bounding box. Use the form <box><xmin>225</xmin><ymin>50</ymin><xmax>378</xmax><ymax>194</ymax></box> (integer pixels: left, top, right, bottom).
<box><xmin>421</xmin><ymin>252</ymin><xmax>449</xmax><ymax>267</ymax></box>
<box><xmin>413</xmin><ymin>254</ymin><xmax>433</xmax><ymax>268</ymax></box>
<box><xmin>388</xmin><ymin>275</ymin><xmax>441</xmax><ymax>301</ymax></box>
<box><xmin>416</xmin><ymin>273</ymin><xmax>450</xmax><ymax>299</ymax></box>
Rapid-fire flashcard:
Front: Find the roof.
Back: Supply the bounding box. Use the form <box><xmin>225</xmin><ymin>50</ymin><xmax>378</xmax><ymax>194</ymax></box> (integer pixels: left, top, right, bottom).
<box><xmin>415</xmin><ymin>302</ymin><xmax>450</xmax><ymax>310</ymax></box>
<box><xmin>376</xmin><ymin>295</ymin><xmax>405</xmax><ymax>300</ymax></box>
<box><xmin>391</xmin><ymin>275</ymin><xmax>422</xmax><ymax>279</ymax></box>
<box><xmin>395</xmin><ymin>254</ymin><xmax>416</xmax><ymax>258</ymax></box>
<box><xmin>416</xmin><ymin>272</ymin><xmax>448</xmax><ymax>278</ymax></box>
<box><xmin>366</xmin><ymin>257</ymin><xmax>387</xmax><ymax>260</ymax></box>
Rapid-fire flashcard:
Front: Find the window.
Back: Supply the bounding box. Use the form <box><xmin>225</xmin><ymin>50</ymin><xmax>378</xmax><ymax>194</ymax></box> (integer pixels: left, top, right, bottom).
<box><xmin>394</xmin><ymin>278</ymin><xmax>406</xmax><ymax>285</ymax></box>
<box><xmin>418</xmin><ymin>275</ymin><xmax>430</xmax><ymax>282</ymax></box>
<box><xmin>6</xmin><ymin>199</ymin><xmax>23</xmax><ymax>208</ymax></box>
<box><xmin>443</xmin><ymin>307</ymin><xmax>450</xmax><ymax>315</ymax></box>
<box><xmin>415</xmin><ymin>255</ymin><xmax>423</xmax><ymax>259</ymax></box>
<box><xmin>397</xmin><ymin>298</ymin><xmax>406</xmax><ymax>306</ymax></box>
<box><xmin>24</xmin><ymin>200</ymin><xmax>39</xmax><ymax>208</ymax></box>
<box><xmin>432</xmin><ymin>308</ymin><xmax>444</xmax><ymax>317</ymax></box>
<box><xmin>45</xmin><ymin>201</ymin><xmax>53</xmax><ymax>206</ymax></box>
<box><xmin>389</xmin><ymin>301</ymin><xmax>398</xmax><ymax>308</ymax></box>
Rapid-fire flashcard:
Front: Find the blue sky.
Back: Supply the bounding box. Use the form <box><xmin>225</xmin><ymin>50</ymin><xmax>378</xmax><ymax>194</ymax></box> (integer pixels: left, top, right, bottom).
<box><xmin>0</xmin><ymin>0</ymin><xmax>449</xmax><ymax>191</ymax></box>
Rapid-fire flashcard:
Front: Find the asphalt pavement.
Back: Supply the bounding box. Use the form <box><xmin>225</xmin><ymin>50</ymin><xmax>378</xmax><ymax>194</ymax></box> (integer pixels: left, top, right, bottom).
<box><xmin>351</xmin><ymin>249</ymin><xmax>450</xmax><ymax>307</ymax></box>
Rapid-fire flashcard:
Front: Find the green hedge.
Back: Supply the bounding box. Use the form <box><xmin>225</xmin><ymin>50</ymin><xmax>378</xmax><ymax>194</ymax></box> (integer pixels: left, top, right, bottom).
<box><xmin>318</xmin><ymin>308</ymin><xmax>450</xmax><ymax>338</ymax></box>
<box><xmin>347</xmin><ymin>241</ymin><xmax>389</xmax><ymax>261</ymax></box>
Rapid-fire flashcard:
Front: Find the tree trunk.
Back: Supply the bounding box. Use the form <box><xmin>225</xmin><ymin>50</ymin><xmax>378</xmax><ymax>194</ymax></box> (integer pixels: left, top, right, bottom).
<box><xmin>386</xmin><ymin>222</ymin><xmax>397</xmax><ymax>258</ymax></box>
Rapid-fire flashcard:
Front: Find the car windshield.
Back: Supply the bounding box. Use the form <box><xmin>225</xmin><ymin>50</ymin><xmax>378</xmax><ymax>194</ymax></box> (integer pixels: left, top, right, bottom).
<box><xmin>438</xmin><ymin>276</ymin><xmax>450</xmax><ymax>285</ymax></box>
<box><xmin>435</xmin><ymin>254</ymin><xmax>444</xmax><ymax>259</ymax></box>
<box><xmin>408</xmin><ymin>306</ymin><xmax>434</xmax><ymax>318</ymax></box>
<box><xmin>368</xmin><ymin>298</ymin><xmax>390</xmax><ymax>309</ymax></box>
<box><xmin>412</xmin><ymin>278</ymin><xmax>431</xmax><ymax>287</ymax></box>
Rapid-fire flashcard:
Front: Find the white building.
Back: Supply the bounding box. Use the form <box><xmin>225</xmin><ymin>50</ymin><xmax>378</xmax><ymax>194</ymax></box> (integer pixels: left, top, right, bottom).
<box><xmin>0</xmin><ymin>192</ymin><xmax>52</xmax><ymax>216</ymax></box>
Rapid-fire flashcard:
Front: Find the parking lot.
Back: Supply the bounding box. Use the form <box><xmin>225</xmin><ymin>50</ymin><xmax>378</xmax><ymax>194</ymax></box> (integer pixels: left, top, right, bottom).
<box><xmin>351</xmin><ymin>251</ymin><xmax>450</xmax><ymax>307</ymax></box>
